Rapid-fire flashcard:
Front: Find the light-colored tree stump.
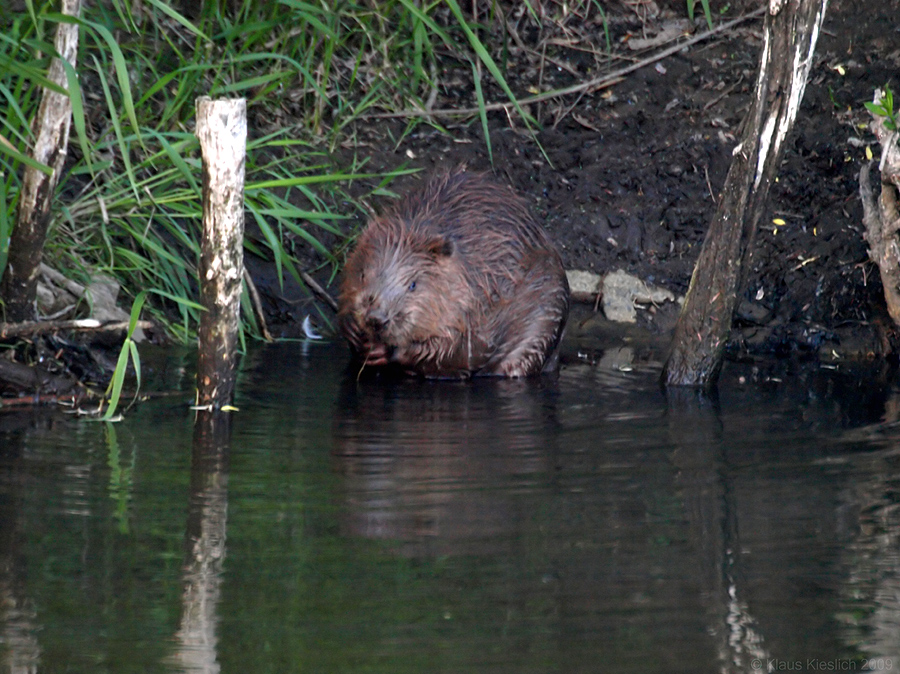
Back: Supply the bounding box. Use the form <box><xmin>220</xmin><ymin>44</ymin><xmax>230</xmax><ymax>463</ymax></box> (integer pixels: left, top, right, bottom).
<box><xmin>663</xmin><ymin>0</ymin><xmax>828</xmax><ymax>388</ymax></box>
<box><xmin>195</xmin><ymin>97</ymin><xmax>247</xmax><ymax>409</ymax></box>
<box><xmin>1</xmin><ymin>0</ymin><xmax>82</xmax><ymax>322</ymax></box>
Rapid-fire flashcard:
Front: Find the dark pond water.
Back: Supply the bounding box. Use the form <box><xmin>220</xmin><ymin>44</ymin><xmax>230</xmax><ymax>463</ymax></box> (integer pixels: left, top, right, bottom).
<box><xmin>1</xmin><ymin>341</ymin><xmax>899</xmax><ymax>674</ymax></box>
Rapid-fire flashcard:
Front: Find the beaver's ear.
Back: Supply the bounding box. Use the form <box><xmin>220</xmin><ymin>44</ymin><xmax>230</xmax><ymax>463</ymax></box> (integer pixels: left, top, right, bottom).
<box><xmin>426</xmin><ymin>236</ymin><xmax>454</xmax><ymax>258</ymax></box>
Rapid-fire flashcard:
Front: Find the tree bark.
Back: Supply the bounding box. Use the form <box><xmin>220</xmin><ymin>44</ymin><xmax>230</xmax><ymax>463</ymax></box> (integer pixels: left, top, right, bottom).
<box><xmin>860</xmin><ymin>89</ymin><xmax>900</xmax><ymax>328</ymax></box>
<box><xmin>663</xmin><ymin>0</ymin><xmax>828</xmax><ymax>388</ymax></box>
<box><xmin>1</xmin><ymin>0</ymin><xmax>82</xmax><ymax>322</ymax></box>
<box><xmin>195</xmin><ymin>97</ymin><xmax>247</xmax><ymax>409</ymax></box>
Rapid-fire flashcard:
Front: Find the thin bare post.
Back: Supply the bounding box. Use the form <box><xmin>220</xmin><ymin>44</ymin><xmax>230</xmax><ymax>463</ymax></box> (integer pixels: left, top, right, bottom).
<box><xmin>195</xmin><ymin>97</ymin><xmax>247</xmax><ymax>409</ymax></box>
<box><xmin>663</xmin><ymin>0</ymin><xmax>828</xmax><ymax>388</ymax></box>
<box><xmin>1</xmin><ymin>0</ymin><xmax>82</xmax><ymax>322</ymax></box>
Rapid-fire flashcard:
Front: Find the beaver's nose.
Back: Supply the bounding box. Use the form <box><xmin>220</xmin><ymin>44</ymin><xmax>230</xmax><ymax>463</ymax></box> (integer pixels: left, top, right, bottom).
<box><xmin>365</xmin><ymin>308</ymin><xmax>388</xmax><ymax>332</ymax></box>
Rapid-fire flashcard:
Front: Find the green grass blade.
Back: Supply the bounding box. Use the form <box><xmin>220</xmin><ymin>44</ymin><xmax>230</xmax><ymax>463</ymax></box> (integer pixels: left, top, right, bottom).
<box><xmin>98</xmin><ymin>290</ymin><xmax>151</xmax><ymax>420</ymax></box>
<box><xmin>150</xmin><ymin>289</ymin><xmax>206</xmax><ymax>312</ymax></box>
<box><xmin>0</xmin><ymin>176</ymin><xmax>9</xmax><ymax>278</ymax></box>
<box><xmin>142</xmin><ymin>0</ymin><xmax>208</xmax><ymax>39</ymax></box>
<box><xmin>76</xmin><ymin>15</ymin><xmax>142</xmax><ymax>142</ymax></box>
<box><xmin>0</xmin><ymin>140</ymin><xmax>53</xmax><ymax>175</ymax></box>
<box><xmin>61</xmin><ymin>58</ymin><xmax>92</xmax><ymax>173</ymax></box>
<box><xmin>128</xmin><ymin>339</ymin><xmax>141</xmax><ymax>395</ymax></box>
<box><xmin>442</xmin><ymin>0</ymin><xmax>536</xmax><ymax>125</ymax></box>
<box><xmin>100</xmin><ymin>338</ymin><xmax>131</xmax><ymax>421</ymax></box>
<box><xmin>472</xmin><ymin>61</ymin><xmax>492</xmax><ymax>165</ymax></box>
<box><xmin>91</xmin><ymin>53</ymin><xmax>139</xmax><ymax>199</ymax></box>
<box><xmin>701</xmin><ymin>0</ymin><xmax>713</xmax><ymax>29</ymax></box>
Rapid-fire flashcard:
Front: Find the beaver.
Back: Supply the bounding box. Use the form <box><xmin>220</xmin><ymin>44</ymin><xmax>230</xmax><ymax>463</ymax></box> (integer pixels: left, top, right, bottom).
<box><xmin>338</xmin><ymin>168</ymin><xmax>569</xmax><ymax>379</ymax></box>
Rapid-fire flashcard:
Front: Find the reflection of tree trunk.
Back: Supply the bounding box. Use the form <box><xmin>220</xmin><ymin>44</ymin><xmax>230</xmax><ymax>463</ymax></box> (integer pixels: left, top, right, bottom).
<box><xmin>0</xmin><ymin>0</ymin><xmax>82</xmax><ymax>322</ymax></box>
<box><xmin>0</xmin><ymin>590</ymin><xmax>40</xmax><ymax>674</ymax></box>
<box><xmin>663</xmin><ymin>0</ymin><xmax>828</xmax><ymax>388</ymax></box>
<box><xmin>838</xmin><ymin>448</ymin><xmax>900</xmax><ymax>659</ymax></box>
<box><xmin>194</xmin><ymin>98</ymin><xmax>246</xmax><ymax>410</ymax></box>
<box><xmin>170</xmin><ymin>411</ymin><xmax>231</xmax><ymax>674</ymax></box>
<box><xmin>1</xmin><ymin>440</ymin><xmax>41</xmax><ymax>674</ymax></box>
<box><xmin>666</xmin><ymin>388</ymin><xmax>768</xmax><ymax>673</ymax></box>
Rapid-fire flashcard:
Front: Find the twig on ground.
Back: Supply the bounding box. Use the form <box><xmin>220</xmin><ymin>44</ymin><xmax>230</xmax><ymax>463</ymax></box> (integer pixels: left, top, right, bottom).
<box><xmin>300</xmin><ymin>270</ymin><xmax>339</xmax><ymax>312</ymax></box>
<box><xmin>0</xmin><ymin>393</ymin><xmax>87</xmax><ymax>410</ymax></box>
<box><xmin>0</xmin><ymin>318</ymin><xmax>154</xmax><ymax>339</ymax></box>
<box><xmin>243</xmin><ymin>269</ymin><xmax>274</xmax><ymax>341</ymax></box>
<box><xmin>368</xmin><ymin>7</ymin><xmax>766</xmax><ymax>121</ymax></box>
<box><xmin>703</xmin><ymin>76</ymin><xmax>744</xmax><ymax>111</ymax></box>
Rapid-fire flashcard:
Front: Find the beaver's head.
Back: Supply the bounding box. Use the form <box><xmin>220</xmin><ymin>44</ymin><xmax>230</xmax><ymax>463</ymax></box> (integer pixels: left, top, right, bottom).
<box><xmin>338</xmin><ymin>216</ymin><xmax>470</xmax><ymax>366</ymax></box>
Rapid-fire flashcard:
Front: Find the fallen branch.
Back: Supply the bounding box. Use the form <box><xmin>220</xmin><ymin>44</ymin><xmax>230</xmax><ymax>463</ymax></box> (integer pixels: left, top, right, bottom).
<box><xmin>300</xmin><ymin>270</ymin><xmax>339</xmax><ymax>312</ymax></box>
<box><xmin>367</xmin><ymin>7</ymin><xmax>766</xmax><ymax>120</ymax></box>
<box><xmin>243</xmin><ymin>268</ymin><xmax>274</xmax><ymax>341</ymax></box>
<box><xmin>0</xmin><ymin>318</ymin><xmax>154</xmax><ymax>340</ymax></box>
<box><xmin>0</xmin><ymin>358</ymin><xmax>82</xmax><ymax>397</ymax></box>
<box><xmin>0</xmin><ymin>393</ymin><xmax>88</xmax><ymax>410</ymax></box>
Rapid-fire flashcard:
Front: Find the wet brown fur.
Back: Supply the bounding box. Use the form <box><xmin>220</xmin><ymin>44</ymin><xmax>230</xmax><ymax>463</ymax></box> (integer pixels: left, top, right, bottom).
<box><xmin>338</xmin><ymin>169</ymin><xmax>570</xmax><ymax>378</ymax></box>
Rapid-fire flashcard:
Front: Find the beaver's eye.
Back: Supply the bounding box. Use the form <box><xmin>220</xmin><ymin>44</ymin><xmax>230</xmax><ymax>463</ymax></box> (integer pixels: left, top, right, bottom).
<box><xmin>408</xmin><ymin>280</ymin><xmax>417</xmax><ymax>292</ymax></box>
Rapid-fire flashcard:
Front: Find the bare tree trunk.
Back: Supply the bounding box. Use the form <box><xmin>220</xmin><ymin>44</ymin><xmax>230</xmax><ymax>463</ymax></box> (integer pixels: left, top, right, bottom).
<box><xmin>860</xmin><ymin>89</ymin><xmax>900</xmax><ymax>328</ymax></box>
<box><xmin>1</xmin><ymin>0</ymin><xmax>82</xmax><ymax>322</ymax></box>
<box><xmin>195</xmin><ymin>97</ymin><xmax>247</xmax><ymax>409</ymax></box>
<box><xmin>663</xmin><ymin>0</ymin><xmax>828</xmax><ymax>388</ymax></box>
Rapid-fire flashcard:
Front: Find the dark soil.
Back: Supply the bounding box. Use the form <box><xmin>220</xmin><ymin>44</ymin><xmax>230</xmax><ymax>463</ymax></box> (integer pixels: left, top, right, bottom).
<box><xmin>266</xmin><ymin>0</ymin><xmax>900</xmax><ymax>367</ymax></box>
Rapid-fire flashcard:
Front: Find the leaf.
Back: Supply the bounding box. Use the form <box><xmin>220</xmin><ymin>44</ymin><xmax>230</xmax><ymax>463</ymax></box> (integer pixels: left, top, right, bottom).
<box><xmin>865</xmin><ymin>101</ymin><xmax>886</xmax><ymax>116</ymax></box>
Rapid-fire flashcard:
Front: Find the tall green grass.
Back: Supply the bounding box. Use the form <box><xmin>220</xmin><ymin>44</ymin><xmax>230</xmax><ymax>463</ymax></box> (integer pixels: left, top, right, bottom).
<box><xmin>0</xmin><ymin>0</ymin><xmax>546</xmax><ymax>341</ymax></box>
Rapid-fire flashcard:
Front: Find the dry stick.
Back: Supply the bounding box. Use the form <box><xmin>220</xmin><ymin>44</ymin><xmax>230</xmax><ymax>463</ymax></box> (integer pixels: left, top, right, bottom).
<box><xmin>703</xmin><ymin>76</ymin><xmax>744</xmax><ymax>111</ymax></box>
<box><xmin>368</xmin><ymin>7</ymin><xmax>766</xmax><ymax>120</ymax></box>
<box><xmin>300</xmin><ymin>270</ymin><xmax>339</xmax><ymax>312</ymax></box>
<box><xmin>552</xmin><ymin>87</ymin><xmax>599</xmax><ymax>130</ymax></box>
<box><xmin>0</xmin><ymin>394</ymin><xmax>87</xmax><ymax>410</ymax></box>
<box><xmin>0</xmin><ymin>318</ymin><xmax>154</xmax><ymax>339</ymax></box>
<box><xmin>704</xmin><ymin>166</ymin><xmax>717</xmax><ymax>205</ymax></box>
<box><xmin>242</xmin><ymin>269</ymin><xmax>273</xmax><ymax>342</ymax></box>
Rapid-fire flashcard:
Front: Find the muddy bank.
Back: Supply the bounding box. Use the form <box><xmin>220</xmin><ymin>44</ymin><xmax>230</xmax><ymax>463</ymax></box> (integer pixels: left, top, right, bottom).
<box><xmin>263</xmin><ymin>0</ymin><xmax>900</xmax><ymax>366</ymax></box>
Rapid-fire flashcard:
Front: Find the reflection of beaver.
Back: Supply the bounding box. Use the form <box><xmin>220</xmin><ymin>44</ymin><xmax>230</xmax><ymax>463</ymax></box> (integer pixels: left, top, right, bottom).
<box><xmin>338</xmin><ymin>169</ymin><xmax>569</xmax><ymax>378</ymax></box>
